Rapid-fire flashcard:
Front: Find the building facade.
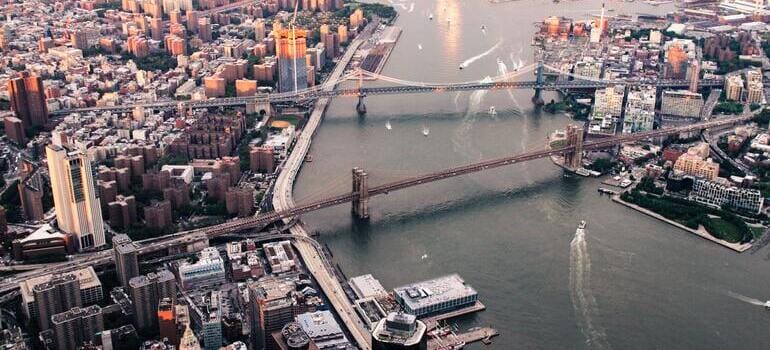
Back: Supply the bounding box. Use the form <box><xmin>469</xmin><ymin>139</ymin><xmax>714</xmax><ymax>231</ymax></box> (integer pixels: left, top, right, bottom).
<box><xmin>46</xmin><ymin>144</ymin><xmax>105</xmax><ymax>251</ymax></box>
<box><xmin>690</xmin><ymin>179</ymin><xmax>763</xmax><ymax>214</ymax></box>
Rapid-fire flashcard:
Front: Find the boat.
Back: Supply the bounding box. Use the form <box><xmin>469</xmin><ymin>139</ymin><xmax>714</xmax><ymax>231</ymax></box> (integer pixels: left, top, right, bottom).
<box><xmin>458</xmin><ymin>63</ymin><xmax>466</xmax><ymax>70</ymax></box>
<box><xmin>578</xmin><ymin>220</ymin><xmax>587</xmax><ymax>229</ymax></box>
<box><xmin>385</xmin><ymin>120</ymin><xmax>392</xmax><ymax>130</ymax></box>
<box><xmin>429</xmin><ymin>13</ymin><xmax>433</xmax><ymax>20</ymax></box>
<box><xmin>481</xmin><ymin>25</ymin><xmax>486</xmax><ymax>30</ymax></box>
<box><xmin>305</xmin><ymin>154</ymin><xmax>313</xmax><ymax>162</ymax></box>
<box><xmin>575</xmin><ymin>168</ymin><xmax>590</xmax><ymax>177</ymax></box>
<box><xmin>597</xmin><ymin>187</ymin><xmax>616</xmax><ymax>195</ymax></box>
<box><xmin>417</xmin><ymin>44</ymin><xmax>423</xmax><ymax>50</ymax></box>
<box><xmin>422</xmin><ymin>126</ymin><xmax>430</xmax><ymax>136</ymax></box>
<box><xmin>488</xmin><ymin>106</ymin><xmax>497</xmax><ymax>115</ymax></box>
<box><xmin>765</xmin><ymin>301</ymin><xmax>770</xmax><ymax>309</ymax></box>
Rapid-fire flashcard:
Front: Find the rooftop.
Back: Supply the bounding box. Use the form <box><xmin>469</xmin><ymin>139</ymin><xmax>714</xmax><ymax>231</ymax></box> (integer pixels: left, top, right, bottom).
<box><xmin>393</xmin><ymin>274</ymin><xmax>478</xmax><ymax>311</ymax></box>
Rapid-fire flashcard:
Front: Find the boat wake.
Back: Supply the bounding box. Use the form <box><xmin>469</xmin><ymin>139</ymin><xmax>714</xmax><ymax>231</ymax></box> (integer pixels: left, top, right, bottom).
<box><xmin>726</xmin><ymin>291</ymin><xmax>766</xmax><ymax>306</ymax></box>
<box><xmin>459</xmin><ymin>40</ymin><xmax>502</xmax><ymax>69</ymax></box>
<box><xmin>408</xmin><ymin>2</ymin><xmax>414</xmax><ymax>12</ymax></box>
<box><xmin>569</xmin><ymin>226</ymin><xmax>611</xmax><ymax>350</ymax></box>
<box><xmin>451</xmin><ymin>77</ymin><xmax>491</xmax><ymax>161</ymax></box>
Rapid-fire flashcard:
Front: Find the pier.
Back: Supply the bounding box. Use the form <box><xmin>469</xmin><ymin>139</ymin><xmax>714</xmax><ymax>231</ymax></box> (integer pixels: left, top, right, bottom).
<box><xmin>423</xmin><ymin>301</ymin><xmax>486</xmax><ymax>330</ymax></box>
<box><xmin>428</xmin><ymin>327</ymin><xmax>500</xmax><ymax>350</ymax></box>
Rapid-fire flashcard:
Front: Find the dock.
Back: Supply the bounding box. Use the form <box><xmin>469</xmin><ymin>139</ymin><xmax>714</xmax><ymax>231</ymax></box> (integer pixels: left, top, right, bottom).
<box><xmin>428</xmin><ymin>327</ymin><xmax>499</xmax><ymax>350</ymax></box>
<box><xmin>423</xmin><ymin>301</ymin><xmax>486</xmax><ymax>330</ymax></box>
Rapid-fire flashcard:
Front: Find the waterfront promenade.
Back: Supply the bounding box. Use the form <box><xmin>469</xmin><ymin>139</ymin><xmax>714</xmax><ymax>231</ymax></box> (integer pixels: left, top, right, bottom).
<box><xmin>612</xmin><ymin>194</ymin><xmax>752</xmax><ymax>252</ymax></box>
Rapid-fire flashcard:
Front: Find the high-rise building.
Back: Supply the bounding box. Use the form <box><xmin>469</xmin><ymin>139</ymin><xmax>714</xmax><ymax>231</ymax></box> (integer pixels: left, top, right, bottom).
<box><xmin>46</xmin><ymin>144</ymin><xmax>105</xmax><ymax>251</ymax></box>
<box><xmin>660</xmin><ymin>90</ymin><xmax>704</xmax><ymax>120</ymax></box>
<box><xmin>724</xmin><ymin>74</ymin><xmax>744</xmax><ymax>101</ymax></box>
<box><xmin>249</xmin><ymin>278</ymin><xmax>308</xmax><ymax>350</ymax></box>
<box><xmin>19</xmin><ymin>267</ymin><xmax>103</xmax><ymax>327</ymax></box>
<box><xmin>113</xmin><ymin>234</ymin><xmax>140</xmax><ymax>288</ymax></box>
<box><xmin>371</xmin><ymin>312</ymin><xmax>427</xmax><ymax>350</ymax></box>
<box><xmin>592</xmin><ymin>85</ymin><xmax>625</xmax><ymax>117</ymax></box>
<box><xmin>8</xmin><ymin>72</ymin><xmax>48</xmax><ymax>131</ymax></box>
<box><xmin>32</xmin><ymin>274</ymin><xmax>82</xmax><ymax>331</ymax></box>
<box><xmin>746</xmin><ymin>69</ymin><xmax>763</xmax><ymax>104</ymax></box>
<box><xmin>622</xmin><ymin>86</ymin><xmax>656</xmax><ymax>134</ymax></box>
<box><xmin>277</xmin><ymin>28</ymin><xmax>308</xmax><ymax>92</ymax></box>
<box><xmin>688</xmin><ymin>60</ymin><xmax>700</xmax><ymax>93</ymax></box>
<box><xmin>4</xmin><ymin>116</ymin><xmax>25</xmax><ymax>145</ymax></box>
<box><xmin>128</xmin><ymin>270</ymin><xmax>177</xmax><ymax>332</ymax></box>
<box><xmin>254</xmin><ymin>19</ymin><xmax>266</xmax><ymax>41</ymax></box>
<box><xmin>178</xmin><ymin>247</ymin><xmax>225</xmax><ymax>290</ymax></box>
<box><xmin>51</xmin><ymin>305</ymin><xmax>104</xmax><ymax>350</ymax></box>
<box><xmin>18</xmin><ymin>159</ymin><xmax>45</xmax><ymax>221</ymax></box>
<box><xmin>158</xmin><ymin>298</ymin><xmax>178</xmax><ymax>345</ymax></box>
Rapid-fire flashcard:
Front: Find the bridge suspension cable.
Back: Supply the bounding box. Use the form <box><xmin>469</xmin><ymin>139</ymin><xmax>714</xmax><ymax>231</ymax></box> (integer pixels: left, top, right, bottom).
<box><xmin>356</xmin><ymin>63</ymin><xmax>537</xmax><ymax>88</ymax></box>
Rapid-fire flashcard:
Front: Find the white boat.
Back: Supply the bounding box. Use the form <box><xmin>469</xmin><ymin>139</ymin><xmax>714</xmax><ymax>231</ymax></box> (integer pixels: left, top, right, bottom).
<box><xmin>765</xmin><ymin>301</ymin><xmax>770</xmax><ymax>309</ymax></box>
<box><xmin>385</xmin><ymin>120</ymin><xmax>392</xmax><ymax>130</ymax></box>
<box><xmin>458</xmin><ymin>63</ymin><xmax>466</xmax><ymax>70</ymax></box>
<box><xmin>422</xmin><ymin>126</ymin><xmax>430</xmax><ymax>136</ymax></box>
<box><xmin>488</xmin><ymin>106</ymin><xmax>497</xmax><ymax>115</ymax></box>
<box><xmin>481</xmin><ymin>25</ymin><xmax>486</xmax><ymax>30</ymax></box>
<box><xmin>418</xmin><ymin>44</ymin><xmax>423</xmax><ymax>50</ymax></box>
<box><xmin>578</xmin><ymin>220</ymin><xmax>587</xmax><ymax>229</ymax></box>
<box><xmin>429</xmin><ymin>13</ymin><xmax>433</xmax><ymax>20</ymax></box>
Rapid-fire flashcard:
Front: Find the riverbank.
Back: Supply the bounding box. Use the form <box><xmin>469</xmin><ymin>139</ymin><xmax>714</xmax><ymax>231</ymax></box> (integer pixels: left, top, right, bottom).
<box><xmin>612</xmin><ymin>194</ymin><xmax>752</xmax><ymax>252</ymax></box>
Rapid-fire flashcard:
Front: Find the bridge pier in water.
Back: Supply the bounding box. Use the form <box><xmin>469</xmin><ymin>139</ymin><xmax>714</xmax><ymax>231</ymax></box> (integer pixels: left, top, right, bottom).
<box><xmin>532</xmin><ymin>61</ymin><xmax>545</xmax><ymax>106</ymax></box>
<box><xmin>351</xmin><ymin>167</ymin><xmax>370</xmax><ymax>219</ymax></box>
<box><xmin>356</xmin><ymin>93</ymin><xmax>367</xmax><ymax>115</ymax></box>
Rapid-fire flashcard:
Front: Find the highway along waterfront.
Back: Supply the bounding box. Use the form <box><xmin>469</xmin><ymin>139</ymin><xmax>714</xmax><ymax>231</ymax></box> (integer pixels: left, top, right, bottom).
<box><xmin>293</xmin><ymin>0</ymin><xmax>770</xmax><ymax>348</ymax></box>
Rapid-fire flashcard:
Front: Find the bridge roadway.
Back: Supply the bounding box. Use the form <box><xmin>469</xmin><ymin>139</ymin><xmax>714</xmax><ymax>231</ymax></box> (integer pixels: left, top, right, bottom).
<box><xmin>270</xmin><ymin>29</ymin><xmax>375</xmax><ymax>348</ymax></box>
<box><xmin>48</xmin><ymin>78</ymin><xmax>726</xmax><ymax>116</ymax></box>
<box><xmin>0</xmin><ymin>113</ymin><xmax>756</xmax><ymax>298</ymax></box>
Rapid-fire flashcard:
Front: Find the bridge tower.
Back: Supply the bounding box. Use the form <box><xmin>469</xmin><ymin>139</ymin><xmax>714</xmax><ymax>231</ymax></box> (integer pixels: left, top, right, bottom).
<box><xmin>356</xmin><ymin>69</ymin><xmax>367</xmax><ymax>115</ymax></box>
<box><xmin>532</xmin><ymin>61</ymin><xmax>545</xmax><ymax>106</ymax></box>
<box><xmin>255</xmin><ymin>93</ymin><xmax>271</xmax><ymax>118</ymax></box>
<box><xmin>351</xmin><ymin>167</ymin><xmax>370</xmax><ymax>219</ymax></box>
<box><xmin>563</xmin><ymin>124</ymin><xmax>584</xmax><ymax>170</ymax></box>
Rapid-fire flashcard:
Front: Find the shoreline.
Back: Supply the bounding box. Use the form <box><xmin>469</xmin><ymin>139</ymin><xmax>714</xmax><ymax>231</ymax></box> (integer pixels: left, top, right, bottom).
<box><xmin>611</xmin><ymin>194</ymin><xmax>752</xmax><ymax>253</ymax></box>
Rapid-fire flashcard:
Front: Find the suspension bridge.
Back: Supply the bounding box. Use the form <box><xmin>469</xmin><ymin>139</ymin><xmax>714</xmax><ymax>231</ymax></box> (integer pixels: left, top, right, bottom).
<box><xmin>49</xmin><ymin>63</ymin><xmax>725</xmax><ymax>116</ymax></box>
<box><xmin>0</xmin><ymin>112</ymin><xmax>755</xmax><ymax>298</ymax></box>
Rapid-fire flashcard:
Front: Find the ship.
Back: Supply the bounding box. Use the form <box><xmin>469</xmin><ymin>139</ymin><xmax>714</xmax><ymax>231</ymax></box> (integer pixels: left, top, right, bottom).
<box><xmin>429</xmin><ymin>13</ymin><xmax>433</xmax><ymax>20</ymax></box>
<box><xmin>385</xmin><ymin>120</ymin><xmax>392</xmax><ymax>130</ymax></box>
<box><xmin>423</xmin><ymin>126</ymin><xmax>430</xmax><ymax>136</ymax></box>
<box><xmin>488</xmin><ymin>106</ymin><xmax>497</xmax><ymax>115</ymax></box>
<box><xmin>578</xmin><ymin>220</ymin><xmax>587</xmax><ymax>230</ymax></box>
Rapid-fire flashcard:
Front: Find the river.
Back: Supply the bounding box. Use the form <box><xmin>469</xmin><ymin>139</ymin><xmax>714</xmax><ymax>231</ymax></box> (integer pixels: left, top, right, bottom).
<box><xmin>293</xmin><ymin>0</ymin><xmax>770</xmax><ymax>348</ymax></box>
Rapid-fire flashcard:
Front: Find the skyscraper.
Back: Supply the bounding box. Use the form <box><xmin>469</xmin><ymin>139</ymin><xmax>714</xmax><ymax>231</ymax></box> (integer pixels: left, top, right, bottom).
<box><xmin>277</xmin><ymin>28</ymin><xmax>308</xmax><ymax>93</ymax></box>
<box><xmin>113</xmin><ymin>234</ymin><xmax>140</xmax><ymax>288</ymax></box>
<box><xmin>128</xmin><ymin>270</ymin><xmax>177</xmax><ymax>332</ymax></box>
<box><xmin>8</xmin><ymin>71</ymin><xmax>48</xmax><ymax>131</ymax></box>
<box><xmin>51</xmin><ymin>305</ymin><xmax>104</xmax><ymax>350</ymax></box>
<box><xmin>32</xmin><ymin>274</ymin><xmax>82</xmax><ymax>331</ymax></box>
<box><xmin>46</xmin><ymin>144</ymin><xmax>105</xmax><ymax>251</ymax></box>
<box><xmin>371</xmin><ymin>312</ymin><xmax>427</xmax><ymax>350</ymax></box>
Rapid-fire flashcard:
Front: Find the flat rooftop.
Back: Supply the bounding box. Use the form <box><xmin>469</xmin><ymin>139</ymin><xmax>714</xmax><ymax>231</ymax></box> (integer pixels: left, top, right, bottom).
<box><xmin>393</xmin><ymin>274</ymin><xmax>477</xmax><ymax>311</ymax></box>
<box><xmin>20</xmin><ymin>266</ymin><xmax>102</xmax><ymax>303</ymax></box>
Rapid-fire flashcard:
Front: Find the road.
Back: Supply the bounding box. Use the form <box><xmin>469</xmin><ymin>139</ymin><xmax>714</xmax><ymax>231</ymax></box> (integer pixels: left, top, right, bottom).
<box><xmin>271</xmin><ymin>25</ymin><xmax>374</xmax><ymax>349</ymax></box>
